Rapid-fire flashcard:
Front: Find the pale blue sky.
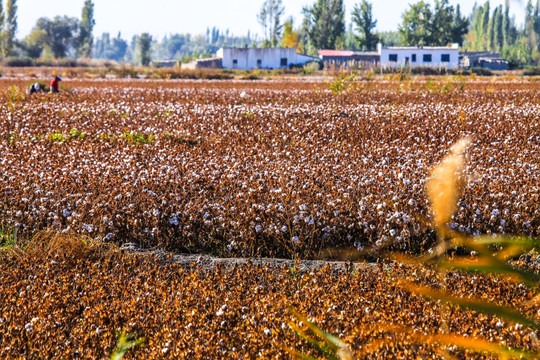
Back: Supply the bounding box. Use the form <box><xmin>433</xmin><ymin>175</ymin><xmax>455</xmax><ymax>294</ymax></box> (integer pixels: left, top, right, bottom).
<box><xmin>18</xmin><ymin>0</ymin><xmax>526</xmax><ymax>41</ymax></box>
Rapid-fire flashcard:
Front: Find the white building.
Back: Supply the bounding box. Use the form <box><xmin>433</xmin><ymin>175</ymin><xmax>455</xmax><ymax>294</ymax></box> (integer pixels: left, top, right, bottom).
<box><xmin>377</xmin><ymin>43</ymin><xmax>459</xmax><ymax>69</ymax></box>
<box><xmin>217</xmin><ymin>47</ymin><xmax>318</xmax><ymax>70</ymax></box>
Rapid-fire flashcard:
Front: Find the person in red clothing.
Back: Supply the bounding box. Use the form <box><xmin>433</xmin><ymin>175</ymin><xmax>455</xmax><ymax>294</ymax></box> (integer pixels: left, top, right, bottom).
<box><xmin>50</xmin><ymin>75</ymin><xmax>62</xmax><ymax>93</ymax></box>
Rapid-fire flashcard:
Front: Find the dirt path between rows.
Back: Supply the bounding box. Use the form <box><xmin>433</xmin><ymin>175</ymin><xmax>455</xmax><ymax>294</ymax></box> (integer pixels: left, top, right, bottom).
<box><xmin>119</xmin><ymin>243</ymin><xmax>379</xmax><ymax>272</ymax></box>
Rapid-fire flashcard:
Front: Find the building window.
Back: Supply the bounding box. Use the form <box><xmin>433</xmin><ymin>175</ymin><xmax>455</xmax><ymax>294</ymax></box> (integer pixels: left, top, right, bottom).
<box><xmin>423</xmin><ymin>54</ymin><xmax>432</xmax><ymax>62</ymax></box>
<box><xmin>232</xmin><ymin>59</ymin><xmax>238</xmax><ymax>69</ymax></box>
<box><xmin>441</xmin><ymin>54</ymin><xmax>450</xmax><ymax>62</ymax></box>
<box><xmin>411</xmin><ymin>54</ymin><xmax>416</xmax><ymax>62</ymax></box>
<box><xmin>257</xmin><ymin>59</ymin><xmax>262</xmax><ymax>68</ymax></box>
<box><xmin>280</xmin><ymin>58</ymin><xmax>288</xmax><ymax>67</ymax></box>
<box><xmin>389</xmin><ymin>54</ymin><xmax>398</xmax><ymax>62</ymax></box>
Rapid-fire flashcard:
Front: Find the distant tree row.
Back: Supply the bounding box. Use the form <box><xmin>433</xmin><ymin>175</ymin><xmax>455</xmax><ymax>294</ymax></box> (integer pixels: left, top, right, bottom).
<box><xmin>255</xmin><ymin>0</ymin><xmax>468</xmax><ymax>55</ymax></box>
<box><xmin>92</xmin><ymin>29</ymin><xmax>254</xmax><ymax>65</ymax></box>
<box><xmin>255</xmin><ymin>0</ymin><xmax>540</xmax><ymax>68</ymax></box>
<box><xmin>3</xmin><ymin>0</ymin><xmax>540</xmax><ymax>68</ymax></box>
<box><xmin>464</xmin><ymin>0</ymin><xmax>540</xmax><ymax>67</ymax></box>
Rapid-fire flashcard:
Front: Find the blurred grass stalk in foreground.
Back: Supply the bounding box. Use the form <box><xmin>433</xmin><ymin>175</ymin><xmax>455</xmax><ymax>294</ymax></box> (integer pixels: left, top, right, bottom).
<box><xmin>287</xmin><ymin>137</ymin><xmax>539</xmax><ymax>359</ymax></box>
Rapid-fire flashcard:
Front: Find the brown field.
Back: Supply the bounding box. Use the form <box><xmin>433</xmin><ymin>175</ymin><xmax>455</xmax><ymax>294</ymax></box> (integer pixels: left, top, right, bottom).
<box><xmin>0</xmin><ymin>233</ymin><xmax>537</xmax><ymax>359</ymax></box>
<box><xmin>0</xmin><ymin>78</ymin><xmax>538</xmax><ymax>257</ymax></box>
<box><xmin>0</xmin><ymin>77</ymin><xmax>538</xmax><ymax>358</ymax></box>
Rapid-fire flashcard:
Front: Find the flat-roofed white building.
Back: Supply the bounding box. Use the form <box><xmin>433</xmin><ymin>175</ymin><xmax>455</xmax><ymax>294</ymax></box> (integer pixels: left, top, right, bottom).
<box><xmin>377</xmin><ymin>43</ymin><xmax>459</xmax><ymax>69</ymax></box>
<box><xmin>217</xmin><ymin>47</ymin><xmax>318</xmax><ymax>70</ymax></box>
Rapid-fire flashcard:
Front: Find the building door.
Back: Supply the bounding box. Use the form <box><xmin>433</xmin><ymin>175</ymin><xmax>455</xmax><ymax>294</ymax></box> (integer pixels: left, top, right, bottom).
<box><xmin>405</xmin><ymin>57</ymin><xmax>409</xmax><ymax>66</ymax></box>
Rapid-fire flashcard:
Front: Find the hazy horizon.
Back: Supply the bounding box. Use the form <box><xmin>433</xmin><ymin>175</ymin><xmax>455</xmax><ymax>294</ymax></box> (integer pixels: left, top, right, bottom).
<box><xmin>19</xmin><ymin>0</ymin><xmax>526</xmax><ymax>41</ymax></box>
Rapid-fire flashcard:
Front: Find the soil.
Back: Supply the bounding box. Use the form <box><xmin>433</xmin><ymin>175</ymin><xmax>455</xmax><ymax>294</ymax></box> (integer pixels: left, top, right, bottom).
<box><xmin>119</xmin><ymin>242</ymin><xmax>379</xmax><ymax>272</ymax></box>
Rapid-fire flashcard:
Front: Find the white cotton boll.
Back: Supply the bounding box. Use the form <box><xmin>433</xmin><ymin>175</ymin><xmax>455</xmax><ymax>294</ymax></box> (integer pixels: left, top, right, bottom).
<box><xmin>152</xmin><ymin>209</ymin><xmax>160</xmax><ymax>217</ymax></box>
<box><xmin>292</xmin><ymin>236</ymin><xmax>299</xmax><ymax>244</ymax></box>
<box><xmin>255</xmin><ymin>225</ymin><xmax>262</xmax><ymax>233</ymax></box>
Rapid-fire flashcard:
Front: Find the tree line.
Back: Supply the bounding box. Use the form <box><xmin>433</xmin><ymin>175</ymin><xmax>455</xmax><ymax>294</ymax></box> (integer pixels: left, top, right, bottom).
<box><xmin>3</xmin><ymin>0</ymin><xmax>540</xmax><ymax>68</ymax></box>
<box><xmin>464</xmin><ymin>1</ymin><xmax>540</xmax><ymax>67</ymax></box>
<box><xmin>256</xmin><ymin>0</ymin><xmax>540</xmax><ymax>68</ymax></box>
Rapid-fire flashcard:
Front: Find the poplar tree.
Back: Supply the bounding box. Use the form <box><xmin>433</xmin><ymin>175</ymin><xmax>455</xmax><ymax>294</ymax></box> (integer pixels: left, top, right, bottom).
<box><xmin>351</xmin><ymin>0</ymin><xmax>379</xmax><ymax>50</ymax></box>
<box><xmin>257</xmin><ymin>0</ymin><xmax>285</xmax><ymax>47</ymax></box>
<box><xmin>493</xmin><ymin>5</ymin><xmax>504</xmax><ymax>51</ymax></box>
<box><xmin>302</xmin><ymin>0</ymin><xmax>345</xmax><ymax>51</ymax></box>
<box><xmin>2</xmin><ymin>0</ymin><xmax>16</xmax><ymax>57</ymax></box>
<box><xmin>136</xmin><ymin>33</ymin><xmax>152</xmax><ymax>66</ymax></box>
<box><xmin>77</xmin><ymin>0</ymin><xmax>95</xmax><ymax>57</ymax></box>
<box><xmin>0</xmin><ymin>2</ymin><xmax>4</xmax><ymax>57</ymax></box>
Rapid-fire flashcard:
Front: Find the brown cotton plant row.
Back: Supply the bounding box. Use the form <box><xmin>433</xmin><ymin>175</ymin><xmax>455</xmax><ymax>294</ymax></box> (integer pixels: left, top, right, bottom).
<box><xmin>287</xmin><ymin>138</ymin><xmax>539</xmax><ymax>359</ymax></box>
<box><xmin>0</xmin><ymin>79</ymin><xmax>538</xmax><ymax>259</ymax></box>
<box><xmin>0</xmin><ymin>230</ymin><xmax>537</xmax><ymax>359</ymax></box>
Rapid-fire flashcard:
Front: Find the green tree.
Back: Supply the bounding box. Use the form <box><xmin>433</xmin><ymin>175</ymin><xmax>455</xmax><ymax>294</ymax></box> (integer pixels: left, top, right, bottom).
<box><xmin>162</xmin><ymin>34</ymin><xmax>187</xmax><ymax>59</ymax></box>
<box><xmin>400</xmin><ymin>0</ymin><xmax>467</xmax><ymax>47</ymax></box>
<box><xmin>378</xmin><ymin>31</ymin><xmax>401</xmax><ymax>46</ymax></box>
<box><xmin>398</xmin><ymin>1</ymin><xmax>432</xmax><ymax>46</ymax></box>
<box><xmin>35</xmin><ymin>16</ymin><xmax>80</xmax><ymax>58</ymax></box>
<box><xmin>257</xmin><ymin>0</ymin><xmax>285</xmax><ymax>47</ymax></box>
<box><xmin>2</xmin><ymin>0</ymin><xmax>17</xmax><ymax>57</ymax></box>
<box><xmin>492</xmin><ymin>5</ymin><xmax>504</xmax><ymax>51</ymax></box>
<box><xmin>430</xmin><ymin>0</ymin><xmax>454</xmax><ymax>45</ymax></box>
<box><xmin>77</xmin><ymin>0</ymin><xmax>95</xmax><ymax>58</ymax></box>
<box><xmin>136</xmin><ymin>32</ymin><xmax>152</xmax><ymax>66</ymax></box>
<box><xmin>21</xmin><ymin>28</ymin><xmax>47</xmax><ymax>58</ymax></box>
<box><xmin>303</xmin><ymin>0</ymin><xmax>345</xmax><ymax>52</ymax></box>
<box><xmin>351</xmin><ymin>0</ymin><xmax>378</xmax><ymax>50</ymax></box>
<box><xmin>466</xmin><ymin>1</ymin><xmax>492</xmax><ymax>51</ymax></box>
<box><xmin>451</xmin><ymin>4</ymin><xmax>469</xmax><ymax>45</ymax></box>
<box><xmin>486</xmin><ymin>5</ymin><xmax>496</xmax><ymax>50</ymax></box>
<box><xmin>481</xmin><ymin>1</ymin><xmax>491</xmax><ymax>49</ymax></box>
<box><xmin>525</xmin><ymin>0</ymin><xmax>540</xmax><ymax>52</ymax></box>
<box><xmin>524</xmin><ymin>0</ymin><xmax>540</xmax><ymax>64</ymax></box>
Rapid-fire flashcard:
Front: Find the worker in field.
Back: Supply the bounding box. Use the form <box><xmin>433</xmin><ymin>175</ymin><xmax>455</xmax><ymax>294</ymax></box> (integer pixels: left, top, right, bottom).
<box><xmin>50</xmin><ymin>75</ymin><xmax>62</xmax><ymax>93</ymax></box>
<box><xmin>28</xmin><ymin>82</ymin><xmax>45</xmax><ymax>95</ymax></box>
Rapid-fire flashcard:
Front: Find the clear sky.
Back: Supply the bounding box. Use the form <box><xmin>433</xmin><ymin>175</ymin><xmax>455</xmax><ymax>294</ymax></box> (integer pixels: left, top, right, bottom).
<box><xmin>18</xmin><ymin>0</ymin><xmax>526</xmax><ymax>41</ymax></box>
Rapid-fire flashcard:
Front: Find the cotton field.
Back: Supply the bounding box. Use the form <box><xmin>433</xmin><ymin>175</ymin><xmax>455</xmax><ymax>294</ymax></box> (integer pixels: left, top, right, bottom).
<box><xmin>0</xmin><ymin>78</ymin><xmax>538</xmax><ymax>257</ymax></box>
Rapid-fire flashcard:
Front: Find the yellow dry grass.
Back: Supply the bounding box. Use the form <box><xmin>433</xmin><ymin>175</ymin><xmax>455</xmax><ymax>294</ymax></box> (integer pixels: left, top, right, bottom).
<box><xmin>427</xmin><ymin>137</ymin><xmax>470</xmax><ymax>231</ymax></box>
